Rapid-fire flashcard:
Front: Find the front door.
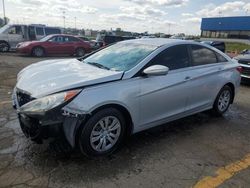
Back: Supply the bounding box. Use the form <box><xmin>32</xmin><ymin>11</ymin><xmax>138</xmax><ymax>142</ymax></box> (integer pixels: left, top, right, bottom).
<box><xmin>7</xmin><ymin>25</ymin><xmax>24</xmax><ymax>48</ymax></box>
<box><xmin>138</xmin><ymin>44</ymin><xmax>191</xmax><ymax>128</ymax></box>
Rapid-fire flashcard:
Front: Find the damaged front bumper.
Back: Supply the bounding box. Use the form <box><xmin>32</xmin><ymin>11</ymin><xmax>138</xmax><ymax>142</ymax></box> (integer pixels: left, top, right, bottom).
<box><xmin>13</xmin><ymin>88</ymin><xmax>87</xmax><ymax>148</ymax></box>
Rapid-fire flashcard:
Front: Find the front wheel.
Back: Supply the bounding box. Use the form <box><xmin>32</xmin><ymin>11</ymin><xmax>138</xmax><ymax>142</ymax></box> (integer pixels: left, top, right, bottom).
<box><xmin>32</xmin><ymin>47</ymin><xmax>45</xmax><ymax>57</ymax></box>
<box><xmin>212</xmin><ymin>85</ymin><xmax>233</xmax><ymax>116</ymax></box>
<box><xmin>79</xmin><ymin>108</ymin><xmax>125</xmax><ymax>157</ymax></box>
<box><xmin>0</xmin><ymin>42</ymin><xmax>10</xmax><ymax>52</ymax></box>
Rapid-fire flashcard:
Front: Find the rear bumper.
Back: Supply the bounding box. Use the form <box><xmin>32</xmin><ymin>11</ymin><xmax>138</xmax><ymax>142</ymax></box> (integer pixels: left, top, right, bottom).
<box><xmin>239</xmin><ymin>64</ymin><xmax>250</xmax><ymax>80</ymax></box>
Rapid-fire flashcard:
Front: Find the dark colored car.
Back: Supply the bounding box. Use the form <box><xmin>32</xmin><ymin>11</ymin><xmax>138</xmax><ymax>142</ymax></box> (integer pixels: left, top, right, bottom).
<box><xmin>201</xmin><ymin>41</ymin><xmax>226</xmax><ymax>53</ymax></box>
<box><xmin>98</xmin><ymin>35</ymin><xmax>136</xmax><ymax>46</ymax></box>
<box><xmin>17</xmin><ymin>34</ymin><xmax>92</xmax><ymax>57</ymax></box>
<box><xmin>234</xmin><ymin>49</ymin><xmax>250</xmax><ymax>82</ymax></box>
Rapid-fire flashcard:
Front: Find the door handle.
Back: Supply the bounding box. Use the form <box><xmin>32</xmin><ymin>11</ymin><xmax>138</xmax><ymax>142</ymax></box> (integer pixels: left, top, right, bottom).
<box><xmin>185</xmin><ymin>76</ymin><xmax>191</xmax><ymax>80</ymax></box>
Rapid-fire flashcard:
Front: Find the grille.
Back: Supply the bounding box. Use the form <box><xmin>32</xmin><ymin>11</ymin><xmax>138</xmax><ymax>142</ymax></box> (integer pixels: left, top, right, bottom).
<box><xmin>16</xmin><ymin>90</ymin><xmax>34</xmax><ymax>107</ymax></box>
<box><xmin>239</xmin><ymin>59</ymin><xmax>250</xmax><ymax>65</ymax></box>
<box><xmin>242</xmin><ymin>67</ymin><xmax>250</xmax><ymax>76</ymax></box>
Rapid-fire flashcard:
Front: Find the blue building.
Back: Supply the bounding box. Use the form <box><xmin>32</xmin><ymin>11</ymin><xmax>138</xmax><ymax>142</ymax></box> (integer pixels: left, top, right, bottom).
<box><xmin>201</xmin><ymin>16</ymin><xmax>250</xmax><ymax>39</ymax></box>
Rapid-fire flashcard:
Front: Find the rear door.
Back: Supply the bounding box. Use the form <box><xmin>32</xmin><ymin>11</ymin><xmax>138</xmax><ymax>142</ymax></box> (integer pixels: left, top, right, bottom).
<box><xmin>35</xmin><ymin>27</ymin><xmax>45</xmax><ymax>40</ymax></box>
<box><xmin>138</xmin><ymin>44</ymin><xmax>191</xmax><ymax>128</ymax></box>
<box><xmin>185</xmin><ymin>44</ymin><xmax>228</xmax><ymax>111</ymax></box>
<box><xmin>62</xmin><ymin>36</ymin><xmax>79</xmax><ymax>54</ymax></box>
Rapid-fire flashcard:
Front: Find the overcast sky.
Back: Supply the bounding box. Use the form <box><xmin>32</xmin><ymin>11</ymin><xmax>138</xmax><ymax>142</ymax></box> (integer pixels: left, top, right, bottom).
<box><xmin>1</xmin><ymin>0</ymin><xmax>250</xmax><ymax>35</ymax></box>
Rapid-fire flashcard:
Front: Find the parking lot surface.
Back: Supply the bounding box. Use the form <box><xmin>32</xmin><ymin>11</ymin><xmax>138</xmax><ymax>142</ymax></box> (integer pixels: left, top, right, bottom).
<box><xmin>0</xmin><ymin>53</ymin><xmax>250</xmax><ymax>188</ymax></box>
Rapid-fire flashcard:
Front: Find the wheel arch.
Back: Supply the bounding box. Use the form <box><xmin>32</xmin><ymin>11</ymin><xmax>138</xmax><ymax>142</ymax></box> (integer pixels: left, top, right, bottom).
<box><xmin>224</xmin><ymin>82</ymin><xmax>235</xmax><ymax>104</ymax></box>
<box><xmin>32</xmin><ymin>45</ymin><xmax>46</xmax><ymax>55</ymax></box>
<box><xmin>74</xmin><ymin>103</ymin><xmax>134</xmax><ymax>148</ymax></box>
<box><xmin>0</xmin><ymin>40</ymin><xmax>10</xmax><ymax>51</ymax></box>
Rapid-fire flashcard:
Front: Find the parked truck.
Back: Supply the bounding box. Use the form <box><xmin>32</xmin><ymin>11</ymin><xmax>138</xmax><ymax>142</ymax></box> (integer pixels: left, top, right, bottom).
<box><xmin>0</xmin><ymin>24</ymin><xmax>61</xmax><ymax>52</ymax></box>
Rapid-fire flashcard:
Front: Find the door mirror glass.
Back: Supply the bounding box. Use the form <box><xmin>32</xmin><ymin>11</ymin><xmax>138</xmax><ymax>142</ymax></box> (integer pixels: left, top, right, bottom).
<box><xmin>143</xmin><ymin>65</ymin><xmax>169</xmax><ymax>76</ymax></box>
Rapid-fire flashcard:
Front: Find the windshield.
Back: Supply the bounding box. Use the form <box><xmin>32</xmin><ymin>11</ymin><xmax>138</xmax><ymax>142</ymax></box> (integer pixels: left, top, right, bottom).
<box><xmin>83</xmin><ymin>42</ymin><xmax>157</xmax><ymax>71</ymax></box>
<box><xmin>0</xmin><ymin>25</ymin><xmax>10</xmax><ymax>34</ymax></box>
<box><xmin>40</xmin><ymin>35</ymin><xmax>53</xmax><ymax>42</ymax></box>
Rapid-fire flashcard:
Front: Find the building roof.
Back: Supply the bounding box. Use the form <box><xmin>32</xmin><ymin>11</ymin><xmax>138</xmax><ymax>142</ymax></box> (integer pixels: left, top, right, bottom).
<box><xmin>201</xmin><ymin>16</ymin><xmax>250</xmax><ymax>31</ymax></box>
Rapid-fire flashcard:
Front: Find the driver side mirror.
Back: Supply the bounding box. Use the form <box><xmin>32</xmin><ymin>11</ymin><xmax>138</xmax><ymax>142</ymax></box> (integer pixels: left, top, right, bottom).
<box><xmin>143</xmin><ymin>65</ymin><xmax>169</xmax><ymax>76</ymax></box>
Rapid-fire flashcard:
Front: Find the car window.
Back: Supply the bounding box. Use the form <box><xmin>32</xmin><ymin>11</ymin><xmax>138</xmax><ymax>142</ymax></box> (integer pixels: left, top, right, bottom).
<box><xmin>67</xmin><ymin>36</ymin><xmax>80</xmax><ymax>42</ymax></box>
<box><xmin>48</xmin><ymin>36</ymin><xmax>63</xmax><ymax>43</ymax></box>
<box><xmin>216</xmin><ymin>52</ymin><xmax>228</xmax><ymax>62</ymax></box>
<box><xmin>56</xmin><ymin>36</ymin><xmax>64</xmax><ymax>43</ymax></box>
<box><xmin>191</xmin><ymin>45</ymin><xmax>217</xmax><ymax>66</ymax></box>
<box><xmin>36</xmin><ymin>27</ymin><xmax>44</xmax><ymax>36</ymax></box>
<box><xmin>64</xmin><ymin>37</ymin><xmax>70</xmax><ymax>42</ymax></box>
<box><xmin>149</xmin><ymin>45</ymin><xmax>190</xmax><ymax>70</ymax></box>
<box><xmin>8</xmin><ymin>26</ymin><xmax>22</xmax><ymax>35</ymax></box>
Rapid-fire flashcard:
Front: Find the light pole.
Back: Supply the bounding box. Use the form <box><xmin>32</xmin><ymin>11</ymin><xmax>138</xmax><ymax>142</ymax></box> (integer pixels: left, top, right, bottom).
<box><xmin>74</xmin><ymin>16</ymin><xmax>76</xmax><ymax>31</ymax></box>
<box><xmin>2</xmin><ymin>0</ymin><xmax>6</xmax><ymax>25</ymax></box>
<box><xmin>62</xmin><ymin>11</ymin><xmax>65</xmax><ymax>32</ymax></box>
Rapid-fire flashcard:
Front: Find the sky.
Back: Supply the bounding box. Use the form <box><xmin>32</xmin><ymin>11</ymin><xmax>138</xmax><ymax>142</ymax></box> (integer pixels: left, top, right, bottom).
<box><xmin>0</xmin><ymin>0</ymin><xmax>250</xmax><ymax>35</ymax></box>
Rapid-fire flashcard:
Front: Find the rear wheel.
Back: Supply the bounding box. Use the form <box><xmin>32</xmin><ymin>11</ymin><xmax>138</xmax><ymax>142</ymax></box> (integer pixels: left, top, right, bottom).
<box><xmin>79</xmin><ymin>108</ymin><xmax>125</xmax><ymax>157</ymax></box>
<box><xmin>0</xmin><ymin>41</ymin><xmax>9</xmax><ymax>52</ymax></box>
<box><xmin>212</xmin><ymin>85</ymin><xmax>233</xmax><ymax>116</ymax></box>
<box><xmin>75</xmin><ymin>48</ymin><xmax>85</xmax><ymax>57</ymax></box>
<box><xmin>32</xmin><ymin>47</ymin><xmax>45</xmax><ymax>57</ymax></box>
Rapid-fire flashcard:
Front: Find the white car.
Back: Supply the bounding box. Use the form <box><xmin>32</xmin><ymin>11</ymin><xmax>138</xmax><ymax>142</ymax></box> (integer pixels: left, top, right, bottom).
<box><xmin>12</xmin><ymin>39</ymin><xmax>241</xmax><ymax>157</ymax></box>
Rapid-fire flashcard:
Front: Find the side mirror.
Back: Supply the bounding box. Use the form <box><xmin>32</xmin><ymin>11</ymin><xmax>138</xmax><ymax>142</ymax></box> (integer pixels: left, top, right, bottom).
<box><xmin>143</xmin><ymin>65</ymin><xmax>169</xmax><ymax>76</ymax></box>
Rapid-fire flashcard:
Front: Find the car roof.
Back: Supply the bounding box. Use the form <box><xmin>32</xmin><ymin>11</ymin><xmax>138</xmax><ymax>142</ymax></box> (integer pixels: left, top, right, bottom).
<box><xmin>47</xmin><ymin>34</ymin><xmax>76</xmax><ymax>37</ymax></box>
<box><xmin>120</xmin><ymin>38</ymin><xmax>199</xmax><ymax>47</ymax></box>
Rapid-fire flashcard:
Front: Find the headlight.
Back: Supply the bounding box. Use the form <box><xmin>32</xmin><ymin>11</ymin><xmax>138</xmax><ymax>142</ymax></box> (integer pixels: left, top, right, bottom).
<box><xmin>19</xmin><ymin>90</ymin><xmax>81</xmax><ymax>114</ymax></box>
<box><xmin>19</xmin><ymin>43</ymin><xmax>30</xmax><ymax>48</ymax></box>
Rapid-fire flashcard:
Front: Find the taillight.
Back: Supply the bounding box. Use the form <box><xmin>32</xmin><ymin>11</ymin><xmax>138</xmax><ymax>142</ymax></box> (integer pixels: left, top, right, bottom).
<box><xmin>236</xmin><ymin>66</ymin><xmax>243</xmax><ymax>73</ymax></box>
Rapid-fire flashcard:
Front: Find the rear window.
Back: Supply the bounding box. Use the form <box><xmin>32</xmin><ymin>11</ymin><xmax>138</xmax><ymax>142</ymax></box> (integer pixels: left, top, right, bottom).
<box><xmin>191</xmin><ymin>45</ymin><xmax>217</xmax><ymax>66</ymax></box>
<box><xmin>36</xmin><ymin>27</ymin><xmax>44</xmax><ymax>35</ymax></box>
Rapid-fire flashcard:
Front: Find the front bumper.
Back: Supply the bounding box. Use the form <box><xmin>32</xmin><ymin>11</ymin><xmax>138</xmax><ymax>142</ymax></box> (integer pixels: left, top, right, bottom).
<box><xmin>12</xmin><ymin>88</ymin><xmax>86</xmax><ymax>147</ymax></box>
<box><xmin>18</xmin><ymin>113</ymin><xmax>62</xmax><ymax>144</ymax></box>
<box><xmin>16</xmin><ymin>46</ymin><xmax>31</xmax><ymax>55</ymax></box>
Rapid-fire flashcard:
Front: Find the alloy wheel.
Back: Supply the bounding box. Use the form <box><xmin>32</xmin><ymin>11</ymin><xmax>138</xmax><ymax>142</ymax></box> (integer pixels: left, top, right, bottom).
<box><xmin>218</xmin><ymin>90</ymin><xmax>231</xmax><ymax>112</ymax></box>
<box><xmin>90</xmin><ymin>116</ymin><xmax>121</xmax><ymax>152</ymax></box>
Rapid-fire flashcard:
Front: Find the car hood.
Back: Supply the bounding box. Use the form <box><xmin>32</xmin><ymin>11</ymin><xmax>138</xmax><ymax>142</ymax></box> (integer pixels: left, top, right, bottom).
<box><xmin>17</xmin><ymin>41</ymin><xmax>41</xmax><ymax>47</ymax></box>
<box><xmin>16</xmin><ymin>58</ymin><xmax>123</xmax><ymax>98</ymax></box>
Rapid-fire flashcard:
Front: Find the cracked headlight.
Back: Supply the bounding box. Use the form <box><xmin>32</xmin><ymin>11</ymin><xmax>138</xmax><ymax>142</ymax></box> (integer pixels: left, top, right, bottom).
<box><xmin>19</xmin><ymin>90</ymin><xmax>81</xmax><ymax>115</ymax></box>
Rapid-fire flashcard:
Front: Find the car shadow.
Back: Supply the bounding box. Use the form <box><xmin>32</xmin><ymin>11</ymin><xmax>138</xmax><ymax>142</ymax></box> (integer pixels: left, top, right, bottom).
<box><xmin>19</xmin><ymin>111</ymin><xmax>226</xmax><ymax>183</ymax></box>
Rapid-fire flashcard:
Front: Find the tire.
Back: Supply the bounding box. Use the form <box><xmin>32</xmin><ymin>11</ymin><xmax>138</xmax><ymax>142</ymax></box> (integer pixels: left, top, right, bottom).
<box><xmin>32</xmin><ymin>47</ymin><xmax>45</xmax><ymax>57</ymax></box>
<box><xmin>75</xmin><ymin>48</ymin><xmax>85</xmax><ymax>57</ymax></box>
<box><xmin>79</xmin><ymin>108</ymin><xmax>126</xmax><ymax>157</ymax></box>
<box><xmin>0</xmin><ymin>41</ymin><xmax>10</xmax><ymax>52</ymax></box>
<box><xmin>212</xmin><ymin>85</ymin><xmax>233</xmax><ymax>116</ymax></box>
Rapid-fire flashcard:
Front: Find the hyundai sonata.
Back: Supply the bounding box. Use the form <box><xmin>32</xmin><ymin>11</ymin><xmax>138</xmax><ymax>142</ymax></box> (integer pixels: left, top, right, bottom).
<box><xmin>12</xmin><ymin>39</ymin><xmax>241</xmax><ymax>157</ymax></box>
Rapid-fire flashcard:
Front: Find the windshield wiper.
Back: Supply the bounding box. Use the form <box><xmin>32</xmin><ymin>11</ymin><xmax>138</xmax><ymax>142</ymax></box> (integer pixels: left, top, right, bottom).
<box><xmin>86</xmin><ymin>62</ymin><xmax>110</xmax><ymax>70</ymax></box>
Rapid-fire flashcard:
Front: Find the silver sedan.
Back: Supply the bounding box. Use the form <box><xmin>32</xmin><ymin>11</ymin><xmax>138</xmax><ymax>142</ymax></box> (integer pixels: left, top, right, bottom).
<box><xmin>13</xmin><ymin>39</ymin><xmax>241</xmax><ymax>157</ymax></box>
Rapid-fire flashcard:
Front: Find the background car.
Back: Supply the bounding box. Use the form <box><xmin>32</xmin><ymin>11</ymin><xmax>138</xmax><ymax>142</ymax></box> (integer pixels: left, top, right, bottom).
<box><xmin>201</xmin><ymin>41</ymin><xmax>226</xmax><ymax>53</ymax></box>
<box><xmin>76</xmin><ymin>36</ymin><xmax>101</xmax><ymax>50</ymax></box>
<box><xmin>0</xmin><ymin>24</ymin><xmax>61</xmax><ymax>52</ymax></box>
<box><xmin>96</xmin><ymin>35</ymin><xmax>136</xmax><ymax>47</ymax></box>
<box><xmin>234</xmin><ymin>49</ymin><xmax>250</xmax><ymax>82</ymax></box>
<box><xmin>16</xmin><ymin>34</ymin><xmax>91</xmax><ymax>57</ymax></box>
